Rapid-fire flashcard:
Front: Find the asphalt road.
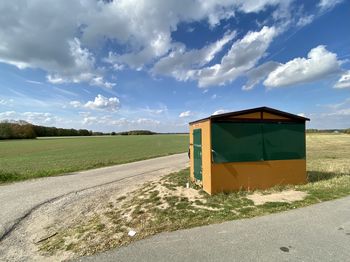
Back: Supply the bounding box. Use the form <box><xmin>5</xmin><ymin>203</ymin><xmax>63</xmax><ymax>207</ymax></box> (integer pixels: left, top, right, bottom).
<box><xmin>80</xmin><ymin>195</ymin><xmax>350</xmax><ymax>262</ymax></box>
<box><xmin>0</xmin><ymin>153</ymin><xmax>188</xmax><ymax>241</ymax></box>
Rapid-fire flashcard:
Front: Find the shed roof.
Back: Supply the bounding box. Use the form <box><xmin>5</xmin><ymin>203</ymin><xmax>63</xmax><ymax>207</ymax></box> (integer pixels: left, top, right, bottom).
<box><xmin>189</xmin><ymin>106</ymin><xmax>310</xmax><ymax>125</ymax></box>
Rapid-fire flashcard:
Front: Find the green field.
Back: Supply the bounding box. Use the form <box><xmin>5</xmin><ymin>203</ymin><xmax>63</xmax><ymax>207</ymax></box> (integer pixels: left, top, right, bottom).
<box><xmin>0</xmin><ymin>135</ymin><xmax>188</xmax><ymax>183</ymax></box>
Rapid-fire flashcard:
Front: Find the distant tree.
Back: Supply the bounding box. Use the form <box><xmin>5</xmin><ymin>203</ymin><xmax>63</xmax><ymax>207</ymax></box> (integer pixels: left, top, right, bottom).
<box><xmin>111</xmin><ymin>132</ymin><xmax>116</xmax><ymax>135</ymax></box>
<box><xmin>78</xmin><ymin>129</ymin><xmax>90</xmax><ymax>136</ymax></box>
<box><xmin>0</xmin><ymin>123</ymin><xmax>13</xmax><ymax>139</ymax></box>
<box><xmin>0</xmin><ymin>123</ymin><xmax>36</xmax><ymax>139</ymax></box>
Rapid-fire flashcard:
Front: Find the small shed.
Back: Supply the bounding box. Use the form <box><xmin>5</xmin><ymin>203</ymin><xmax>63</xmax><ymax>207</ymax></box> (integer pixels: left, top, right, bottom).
<box><xmin>189</xmin><ymin>107</ymin><xmax>310</xmax><ymax>195</ymax></box>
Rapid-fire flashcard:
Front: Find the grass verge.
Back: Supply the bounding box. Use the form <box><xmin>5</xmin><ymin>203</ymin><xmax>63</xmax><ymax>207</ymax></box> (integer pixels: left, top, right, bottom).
<box><xmin>39</xmin><ymin>167</ymin><xmax>350</xmax><ymax>258</ymax></box>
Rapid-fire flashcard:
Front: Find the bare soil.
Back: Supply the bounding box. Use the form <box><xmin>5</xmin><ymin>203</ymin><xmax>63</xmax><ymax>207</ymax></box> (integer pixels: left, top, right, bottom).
<box><xmin>247</xmin><ymin>190</ymin><xmax>308</xmax><ymax>205</ymax></box>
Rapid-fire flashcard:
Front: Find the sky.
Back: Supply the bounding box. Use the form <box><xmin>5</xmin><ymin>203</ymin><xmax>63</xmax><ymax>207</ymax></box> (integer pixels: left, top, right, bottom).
<box><xmin>0</xmin><ymin>0</ymin><xmax>349</xmax><ymax>132</ymax></box>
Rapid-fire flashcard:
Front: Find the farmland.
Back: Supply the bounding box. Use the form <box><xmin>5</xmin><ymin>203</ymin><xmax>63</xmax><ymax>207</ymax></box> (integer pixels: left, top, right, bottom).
<box><xmin>0</xmin><ymin>135</ymin><xmax>188</xmax><ymax>183</ymax></box>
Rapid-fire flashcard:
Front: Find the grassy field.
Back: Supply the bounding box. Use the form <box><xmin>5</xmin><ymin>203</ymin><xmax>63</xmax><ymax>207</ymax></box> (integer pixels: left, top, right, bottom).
<box><xmin>40</xmin><ymin>133</ymin><xmax>350</xmax><ymax>257</ymax></box>
<box><xmin>0</xmin><ymin>135</ymin><xmax>188</xmax><ymax>183</ymax></box>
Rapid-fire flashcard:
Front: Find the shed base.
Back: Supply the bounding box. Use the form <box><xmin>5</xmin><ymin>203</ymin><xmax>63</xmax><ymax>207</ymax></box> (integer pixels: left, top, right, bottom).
<box><xmin>207</xmin><ymin>159</ymin><xmax>307</xmax><ymax>195</ymax></box>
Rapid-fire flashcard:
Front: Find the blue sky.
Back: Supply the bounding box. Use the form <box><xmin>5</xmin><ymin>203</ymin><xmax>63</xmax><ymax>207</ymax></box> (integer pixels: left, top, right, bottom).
<box><xmin>0</xmin><ymin>0</ymin><xmax>349</xmax><ymax>132</ymax></box>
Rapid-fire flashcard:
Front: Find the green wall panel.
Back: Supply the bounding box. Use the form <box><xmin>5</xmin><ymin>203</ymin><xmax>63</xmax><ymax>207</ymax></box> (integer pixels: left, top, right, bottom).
<box><xmin>262</xmin><ymin>123</ymin><xmax>305</xmax><ymax>160</ymax></box>
<box><xmin>193</xmin><ymin>129</ymin><xmax>202</xmax><ymax>181</ymax></box>
<box><xmin>211</xmin><ymin>122</ymin><xmax>305</xmax><ymax>163</ymax></box>
<box><xmin>211</xmin><ymin>122</ymin><xmax>263</xmax><ymax>163</ymax></box>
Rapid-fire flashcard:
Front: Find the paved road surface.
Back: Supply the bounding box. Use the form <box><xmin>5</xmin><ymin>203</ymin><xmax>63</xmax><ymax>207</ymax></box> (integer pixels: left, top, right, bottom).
<box><xmin>80</xmin><ymin>195</ymin><xmax>350</xmax><ymax>262</ymax></box>
<box><xmin>0</xmin><ymin>153</ymin><xmax>188</xmax><ymax>240</ymax></box>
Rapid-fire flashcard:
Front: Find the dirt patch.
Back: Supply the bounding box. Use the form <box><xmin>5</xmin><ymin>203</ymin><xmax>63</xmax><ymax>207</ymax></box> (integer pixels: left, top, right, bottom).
<box><xmin>247</xmin><ymin>190</ymin><xmax>308</xmax><ymax>205</ymax></box>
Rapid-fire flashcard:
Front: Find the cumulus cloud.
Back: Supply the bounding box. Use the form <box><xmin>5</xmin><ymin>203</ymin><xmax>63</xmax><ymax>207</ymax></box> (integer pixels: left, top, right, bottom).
<box><xmin>179</xmin><ymin>111</ymin><xmax>193</xmax><ymax>118</ymax></box>
<box><xmin>0</xmin><ymin>0</ymin><xmax>287</xmax><ymax>86</ymax></box>
<box><xmin>72</xmin><ymin>94</ymin><xmax>120</xmax><ymax>112</ymax></box>
<box><xmin>94</xmin><ymin>0</ymin><xmax>283</xmax><ymax>69</ymax></box>
<box><xmin>334</xmin><ymin>71</ymin><xmax>350</xmax><ymax>89</ymax></box>
<box><xmin>0</xmin><ymin>111</ymin><xmax>62</xmax><ymax>125</ymax></box>
<box><xmin>45</xmin><ymin>38</ymin><xmax>114</xmax><ymax>88</ymax></box>
<box><xmin>0</xmin><ymin>2</ymin><xmax>113</xmax><ymax>87</ymax></box>
<box><xmin>0</xmin><ymin>111</ymin><xmax>16</xmax><ymax>118</ymax></box>
<box><xmin>188</xmin><ymin>26</ymin><xmax>278</xmax><ymax>87</ymax></box>
<box><xmin>152</xmin><ymin>31</ymin><xmax>236</xmax><ymax>80</ymax></box>
<box><xmin>264</xmin><ymin>45</ymin><xmax>342</xmax><ymax>88</ymax></box>
<box><xmin>21</xmin><ymin>112</ymin><xmax>57</xmax><ymax>124</ymax></box>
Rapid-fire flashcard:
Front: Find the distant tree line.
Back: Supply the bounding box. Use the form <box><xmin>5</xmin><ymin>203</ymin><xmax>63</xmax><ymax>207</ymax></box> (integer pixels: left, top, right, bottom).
<box><xmin>0</xmin><ymin>120</ymin><xmax>96</xmax><ymax>140</ymax></box>
<box><xmin>32</xmin><ymin>125</ymin><xmax>92</xmax><ymax>137</ymax></box>
<box><xmin>306</xmin><ymin>128</ymin><xmax>350</xmax><ymax>134</ymax></box>
<box><xmin>0</xmin><ymin>120</ymin><xmax>159</xmax><ymax>140</ymax></box>
<box><xmin>116</xmin><ymin>130</ymin><xmax>156</xmax><ymax>135</ymax></box>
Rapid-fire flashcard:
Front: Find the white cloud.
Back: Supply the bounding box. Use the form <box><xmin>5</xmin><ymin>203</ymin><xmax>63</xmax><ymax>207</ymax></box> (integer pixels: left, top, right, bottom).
<box><xmin>0</xmin><ymin>98</ymin><xmax>14</xmax><ymax>106</ymax></box>
<box><xmin>143</xmin><ymin>105</ymin><xmax>168</xmax><ymax>115</ymax></box>
<box><xmin>71</xmin><ymin>95</ymin><xmax>120</xmax><ymax>112</ymax></box>
<box><xmin>93</xmin><ymin>0</ymin><xmax>283</xmax><ymax>69</ymax></box>
<box><xmin>0</xmin><ymin>111</ymin><xmax>63</xmax><ymax>125</ymax></box>
<box><xmin>152</xmin><ymin>31</ymin><xmax>236</xmax><ymax>80</ymax></box>
<box><xmin>296</xmin><ymin>15</ymin><xmax>315</xmax><ymax>27</ymax></box>
<box><xmin>0</xmin><ymin>111</ymin><xmax>16</xmax><ymax>118</ymax></box>
<box><xmin>22</xmin><ymin>112</ymin><xmax>57</xmax><ymax>124</ymax></box>
<box><xmin>188</xmin><ymin>26</ymin><xmax>278</xmax><ymax>87</ymax></box>
<box><xmin>327</xmin><ymin>108</ymin><xmax>350</xmax><ymax>116</ymax></box>
<box><xmin>70</xmin><ymin>101</ymin><xmax>82</xmax><ymax>108</ymax></box>
<box><xmin>334</xmin><ymin>71</ymin><xmax>350</xmax><ymax>89</ymax></box>
<box><xmin>325</xmin><ymin>98</ymin><xmax>350</xmax><ymax>109</ymax></box>
<box><xmin>243</xmin><ymin>61</ymin><xmax>280</xmax><ymax>90</ymax></box>
<box><xmin>45</xmin><ymin>38</ymin><xmax>114</xmax><ymax>87</ymax></box>
<box><xmin>0</xmin><ymin>0</ymin><xmax>287</xmax><ymax>86</ymax></box>
<box><xmin>90</xmin><ymin>76</ymin><xmax>116</xmax><ymax>89</ymax></box>
<box><xmin>318</xmin><ymin>0</ymin><xmax>343</xmax><ymax>10</ymax></box>
<box><xmin>136</xmin><ymin>118</ymin><xmax>160</xmax><ymax>125</ymax></box>
<box><xmin>26</xmin><ymin>80</ymin><xmax>43</xmax><ymax>85</ymax></box>
<box><xmin>82</xmin><ymin>115</ymin><xmax>160</xmax><ymax>127</ymax></box>
<box><xmin>264</xmin><ymin>45</ymin><xmax>342</xmax><ymax>88</ymax></box>
<box><xmin>0</xmin><ymin>1</ymin><xmax>111</xmax><ymax>87</ymax></box>
<box><xmin>310</xmin><ymin>97</ymin><xmax>350</xmax><ymax>128</ymax></box>
<box><xmin>212</xmin><ymin>109</ymin><xmax>228</xmax><ymax>115</ymax></box>
<box><xmin>179</xmin><ymin>111</ymin><xmax>193</xmax><ymax>118</ymax></box>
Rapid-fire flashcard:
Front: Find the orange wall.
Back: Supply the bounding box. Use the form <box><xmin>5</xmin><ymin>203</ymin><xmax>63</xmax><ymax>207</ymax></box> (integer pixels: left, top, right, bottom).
<box><xmin>189</xmin><ymin>120</ymin><xmax>212</xmax><ymax>194</ymax></box>
<box><xmin>210</xmin><ymin>159</ymin><xmax>306</xmax><ymax>194</ymax></box>
<box><xmin>229</xmin><ymin>112</ymin><xmax>261</xmax><ymax>119</ymax></box>
<box><xmin>263</xmin><ymin>112</ymin><xmax>290</xmax><ymax>120</ymax></box>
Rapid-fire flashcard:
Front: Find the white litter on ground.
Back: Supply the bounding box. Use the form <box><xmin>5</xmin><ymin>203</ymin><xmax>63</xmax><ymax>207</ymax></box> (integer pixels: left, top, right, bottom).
<box><xmin>128</xmin><ymin>230</ymin><xmax>136</xmax><ymax>237</ymax></box>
